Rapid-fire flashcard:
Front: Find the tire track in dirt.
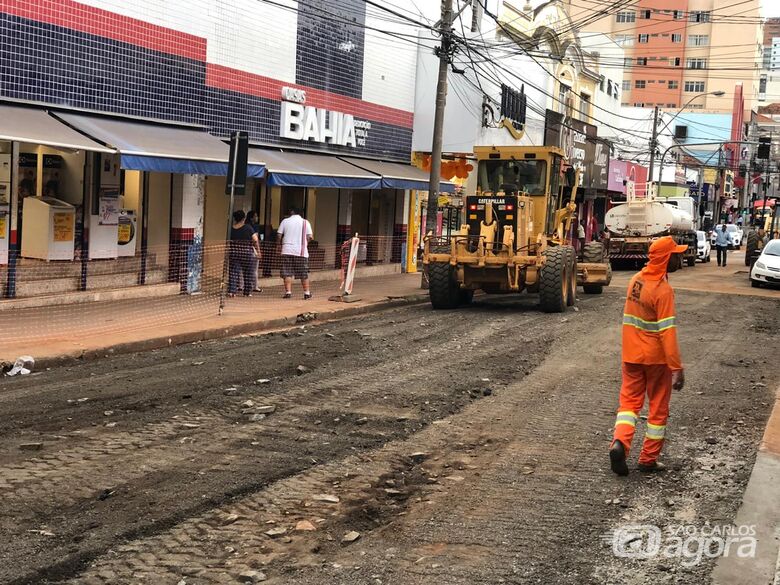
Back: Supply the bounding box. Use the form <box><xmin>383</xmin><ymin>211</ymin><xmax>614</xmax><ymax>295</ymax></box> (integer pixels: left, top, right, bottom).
<box><xmin>1</xmin><ymin>297</ymin><xmax>585</xmax><ymax>583</ymax></box>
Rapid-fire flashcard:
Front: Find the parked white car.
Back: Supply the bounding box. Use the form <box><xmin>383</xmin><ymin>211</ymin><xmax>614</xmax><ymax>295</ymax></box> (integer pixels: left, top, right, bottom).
<box><xmin>750</xmin><ymin>239</ymin><xmax>780</xmax><ymax>287</ymax></box>
<box><xmin>710</xmin><ymin>224</ymin><xmax>742</xmax><ymax>248</ymax></box>
<box><xmin>696</xmin><ymin>230</ymin><xmax>711</xmax><ymax>262</ymax></box>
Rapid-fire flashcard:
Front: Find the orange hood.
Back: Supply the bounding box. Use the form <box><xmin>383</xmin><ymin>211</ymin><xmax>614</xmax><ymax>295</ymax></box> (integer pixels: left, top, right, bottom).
<box><xmin>641</xmin><ymin>236</ymin><xmax>688</xmax><ymax>281</ymax></box>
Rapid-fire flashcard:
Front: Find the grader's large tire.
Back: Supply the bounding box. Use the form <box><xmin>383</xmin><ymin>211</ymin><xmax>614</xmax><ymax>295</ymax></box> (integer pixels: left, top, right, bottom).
<box><xmin>562</xmin><ymin>245</ymin><xmax>577</xmax><ymax>307</ymax></box>
<box><xmin>746</xmin><ymin>231</ymin><xmax>759</xmax><ymax>266</ymax></box>
<box><xmin>582</xmin><ymin>241</ymin><xmax>606</xmax><ymax>295</ymax></box>
<box><xmin>583</xmin><ymin>241</ymin><xmax>606</xmax><ymax>264</ymax></box>
<box><xmin>540</xmin><ymin>246</ymin><xmax>568</xmax><ymax>313</ymax></box>
<box><xmin>428</xmin><ymin>262</ymin><xmax>461</xmax><ymax>309</ymax></box>
<box><xmin>459</xmin><ymin>289</ymin><xmax>474</xmax><ymax>305</ymax></box>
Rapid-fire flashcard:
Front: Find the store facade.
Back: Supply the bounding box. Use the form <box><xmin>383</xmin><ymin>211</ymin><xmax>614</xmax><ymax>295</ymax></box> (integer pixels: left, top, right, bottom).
<box><xmin>0</xmin><ymin>0</ymin><xmax>438</xmax><ymax>297</ymax></box>
<box><xmin>543</xmin><ymin>109</ymin><xmax>611</xmax><ymax>243</ymax></box>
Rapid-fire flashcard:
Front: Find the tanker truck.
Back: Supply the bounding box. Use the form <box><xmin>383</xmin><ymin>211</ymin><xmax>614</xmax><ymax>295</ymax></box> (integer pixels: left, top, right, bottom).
<box><xmin>605</xmin><ymin>191</ymin><xmax>698</xmax><ymax>267</ymax></box>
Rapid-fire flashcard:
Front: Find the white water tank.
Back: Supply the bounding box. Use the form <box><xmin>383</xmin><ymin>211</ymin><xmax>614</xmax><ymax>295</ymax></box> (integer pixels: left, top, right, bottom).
<box><xmin>606</xmin><ymin>201</ymin><xmax>693</xmax><ymax>237</ymax></box>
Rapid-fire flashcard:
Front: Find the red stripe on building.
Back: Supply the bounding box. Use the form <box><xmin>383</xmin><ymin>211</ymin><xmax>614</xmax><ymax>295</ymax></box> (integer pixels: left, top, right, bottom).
<box><xmin>206</xmin><ymin>64</ymin><xmax>414</xmax><ymax>129</ymax></box>
<box><xmin>2</xmin><ymin>0</ymin><xmax>207</xmax><ymax>61</ymax></box>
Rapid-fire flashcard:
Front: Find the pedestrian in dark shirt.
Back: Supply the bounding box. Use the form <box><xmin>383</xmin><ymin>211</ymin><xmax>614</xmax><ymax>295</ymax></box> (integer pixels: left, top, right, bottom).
<box><xmin>229</xmin><ymin>210</ymin><xmax>260</xmax><ymax>297</ymax></box>
<box><xmin>245</xmin><ymin>210</ymin><xmax>262</xmax><ymax>293</ymax></box>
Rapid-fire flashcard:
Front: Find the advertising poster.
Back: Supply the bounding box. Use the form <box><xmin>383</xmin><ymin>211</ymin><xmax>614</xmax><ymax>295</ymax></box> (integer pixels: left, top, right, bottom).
<box><xmin>98</xmin><ymin>193</ymin><xmax>120</xmax><ymax>226</ymax></box>
<box><xmin>53</xmin><ymin>212</ymin><xmax>74</xmax><ymax>242</ymax></box>
<box><xmin>0</xmin><ymin>215</ymin><xmax>6</xmax><ymax>239</ymax></box>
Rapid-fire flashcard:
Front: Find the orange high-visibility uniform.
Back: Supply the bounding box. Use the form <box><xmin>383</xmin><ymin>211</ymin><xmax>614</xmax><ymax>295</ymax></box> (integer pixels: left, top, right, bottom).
<box><xmin>613</xmin><ymin>238</ymin><xmax>684</xmax><ymax>465</ymax></box>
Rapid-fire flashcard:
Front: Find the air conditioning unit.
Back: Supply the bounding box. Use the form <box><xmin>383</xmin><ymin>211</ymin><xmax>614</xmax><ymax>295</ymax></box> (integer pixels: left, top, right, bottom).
<box><xmin>674</xmin><ymin>125</ymin><xmax>688</xmax><ymax>139</ymax></box>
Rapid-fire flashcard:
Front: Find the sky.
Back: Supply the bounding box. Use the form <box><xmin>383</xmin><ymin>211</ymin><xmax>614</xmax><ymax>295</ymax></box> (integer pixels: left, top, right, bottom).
<box><xmin>764</xmin><ymin>1</ymin><xmax>780</xmax><ymax>17</ymax></box>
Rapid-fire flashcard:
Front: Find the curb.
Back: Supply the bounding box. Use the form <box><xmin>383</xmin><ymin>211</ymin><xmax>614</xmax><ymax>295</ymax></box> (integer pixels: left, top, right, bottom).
<box><xmin>29</xmin><ymin>293</ymin><xmax>429</xmax><ymax>370</ymax></box>
<box><xmin>712</xmin><ymin>385</ymin><xmax>780</xmax><ymax>585</ymax></box>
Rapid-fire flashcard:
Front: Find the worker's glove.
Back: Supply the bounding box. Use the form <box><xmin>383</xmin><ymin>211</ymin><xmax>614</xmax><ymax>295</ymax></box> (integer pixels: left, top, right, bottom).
<box><xmin>672</xmin><ymin>369</ymin><xmax>685</xmax><ymax>391</ymax></box>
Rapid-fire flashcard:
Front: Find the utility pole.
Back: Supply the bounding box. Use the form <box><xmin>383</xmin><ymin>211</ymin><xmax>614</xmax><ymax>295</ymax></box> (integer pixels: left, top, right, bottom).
<box><xmin>647</xmin><ymin>106</ymin><xmax>660</xmax><ymax>191</ymax></box>
<box><xmin>421</xmin><ymin>0</ymin><xmax>454</xmax><ymax>288</ymax></box>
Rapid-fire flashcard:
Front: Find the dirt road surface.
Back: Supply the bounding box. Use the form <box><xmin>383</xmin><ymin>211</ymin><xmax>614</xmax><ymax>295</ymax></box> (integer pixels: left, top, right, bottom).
<box><xmin>0</xmin><ymin>287</ymin><xmax>778</xmax><ymax>584</ymax></box>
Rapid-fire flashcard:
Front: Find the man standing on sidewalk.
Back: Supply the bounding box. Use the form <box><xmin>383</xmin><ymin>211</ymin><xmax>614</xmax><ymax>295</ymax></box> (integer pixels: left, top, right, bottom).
<box><xmin>277</xmin><ymin>207</ymin><xmax>314</xmax><ymax>300</ymax></box>
<box><xmin>610</xmin><ymin>236</ymin><xmax>686</xmax><ymax>476</ymax></box>
<box><xmin>714</xmin><ymin>224</ymin><xmax>730</xmax><ymax>267</ymax></box>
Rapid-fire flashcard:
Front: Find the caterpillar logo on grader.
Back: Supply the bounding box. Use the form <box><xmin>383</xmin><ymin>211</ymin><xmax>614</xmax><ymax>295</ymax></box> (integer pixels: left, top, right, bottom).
<box><xmin>423</xmin><ymin>145</ymin><xmax>612</xmax><ymax>312</ymax></box>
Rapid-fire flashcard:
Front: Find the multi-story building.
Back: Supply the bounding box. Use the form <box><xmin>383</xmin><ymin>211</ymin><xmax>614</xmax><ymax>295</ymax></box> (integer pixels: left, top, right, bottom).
<box><xmin>0</xmin><ymin>0</ymin><xmax>445</xmax><ymax>297</ymax></box>
<box><xmin>564</xmin><ymin>0</ymin><xmax>763</xmax><ymax>111</ymax></box>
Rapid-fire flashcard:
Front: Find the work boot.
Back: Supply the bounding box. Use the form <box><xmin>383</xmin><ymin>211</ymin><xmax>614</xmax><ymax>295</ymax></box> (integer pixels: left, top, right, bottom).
<box><xmin>609</xmin><ymin>441</ymin><xmax>629</xmax><ymax>477</ymax></box>
<box><xmin>638</xmin><ymin>461</ymin><xmax>667</xmax><ymax>473</ymax></box>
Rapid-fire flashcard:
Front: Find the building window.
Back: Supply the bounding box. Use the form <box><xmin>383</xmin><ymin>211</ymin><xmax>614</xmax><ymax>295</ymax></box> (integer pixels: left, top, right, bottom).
<box><xmin>635</xmin><ymin>80</ymin><xmax>646</xmax><ymax>89</ymax></box>
<box><xmin>639</xmin><ymin>9</ymin><xmax>651</xmax><ymax>19</ymax></box>
<box><xmin>672</xmin><ymin>10</ymin><xmax>683</xmax><ymax>20</ymax></box>
<box><xmin>558</xmin><ymin>83</ymin><xmax>570</xmax><ymax>114</ymax></box>
<box><xmin>684</xmin><ymin>81</ymin><xmax>705</xmax><ymax>92</ymax></box>
<box><xmin>671</xmin><ymin>34</ymin><xmax>682</xmax><ymax>43</ymax></box>
<box><xmin>638</xmin><ymin>34</ymin><xmax>649</xmax><ymax>43</ymax></box>
<box><xmin>686</xmin><ymin>58</ymin><xmax>707</xmax><ymax>70</ymax></box>
<box><xmin>616</xmin><ymin>11</ymin><xmax>636</xmax><ymax>23</ymax></box>
<box><xmin>615</xmin><ymin>35</ymin><xmax>635</xmax><ymax>46</ymax></box>
<box><xmin>579</xmin><ymin>93</ymin><xmax>591</xmax><ymax>121</ymax></box>
<box><xmin>689</xmin><ymin>11</ymin><xmax>711</xmax><ymax>23</ymax></box>
<box><xmin>688</xmin><ymin>35</ymin><xmax>709</xmax><ymax>46</ymax></box>
<box><xmin>622</xmin><ymin>80</ymin><xmax>631</xmax><ymax>91</ymax></box>
<box><xmin>668</xmin><ymin>80</ymin><xmax>679</xmax><ymax>89</ymax></box>
<box><xmin>666</xmin><ymin>103</ymin><xmax>676</xmax><ymax>107</ymax></box>
<box><xmin>634</xmin><ymin>102</ymin><xmax>645</xmax><ymax>107</ymax></box>
<box><xmin>636</xmin><ymin>57</ymin><xmax>648</xmax><ymax>66</ymax></box>
<box><xmin>672</xmin><ymin>57</ymin><xmax>681</xmax><ymax>66</ymax></box>
<box><xmin>624</xmin><ymin>57</ymin><xmax>633</xmax><ymax>66</ymax></box>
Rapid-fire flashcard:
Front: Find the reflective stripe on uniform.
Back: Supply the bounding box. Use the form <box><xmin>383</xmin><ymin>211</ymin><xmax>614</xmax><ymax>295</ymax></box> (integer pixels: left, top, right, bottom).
<box><xmin>645</xmin><ymin>422</ymin><xmax>666</xmax><ymax>440</ymax></box>
<box><xmin>615</xmin><ymin>411</ymin><xmax>638</xmax><ymax>428</ymax></box>
<box><xmin>623</xmin><ymin>314</ymin><xmax>677</xmax><ymax>332</ymax></box>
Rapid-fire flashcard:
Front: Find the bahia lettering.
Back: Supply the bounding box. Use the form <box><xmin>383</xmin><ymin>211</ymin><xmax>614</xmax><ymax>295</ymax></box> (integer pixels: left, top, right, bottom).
<box><xmin>279</xmin><ymin>86</ymin><xmax>369</xmax><ymax>148</ymax></box>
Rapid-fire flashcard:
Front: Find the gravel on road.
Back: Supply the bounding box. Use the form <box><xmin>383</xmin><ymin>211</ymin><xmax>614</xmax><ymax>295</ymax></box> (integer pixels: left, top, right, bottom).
<box><xmin>0</xmin><ymin>288</ymin><xmax>777</xmax><ymax>584</ymax></box>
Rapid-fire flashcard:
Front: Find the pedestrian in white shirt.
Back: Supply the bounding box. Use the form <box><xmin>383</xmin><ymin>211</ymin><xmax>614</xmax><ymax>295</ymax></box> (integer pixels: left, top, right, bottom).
<box><xmin>277</xmin><ymin>207</ymin><xmax>314</xmax><ymax>299</ymax></box>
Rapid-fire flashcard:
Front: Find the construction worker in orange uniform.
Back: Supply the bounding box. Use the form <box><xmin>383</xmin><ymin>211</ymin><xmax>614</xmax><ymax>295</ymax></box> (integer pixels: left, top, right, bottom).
<box><xmin>610</xmin><ymin>236</ymin><xmax>687</xmax><ymax>476</ymax></box>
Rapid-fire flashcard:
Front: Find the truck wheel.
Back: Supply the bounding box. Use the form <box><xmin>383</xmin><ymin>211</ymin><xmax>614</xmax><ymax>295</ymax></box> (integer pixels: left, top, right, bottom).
<box><xmin>539</xmin><ymin>246</ymin><xmax>568</xmax><ymax>313</ymax></box>
<box><xmin>686</xmin><ymin>255</ymin><xmax>695</xmax><ymax>267</ymax></box>
<box><xmin>562</xmin><ymin>245</ymin><xmax>577</xmax><ymax>306</ymax></box>
<box><xmin>429</xmin><ymin>262</ymin><xmax>460</xmax><ymax>309</ymax></box>
<box><xmin>583</xmin><ymin>241</ymin><xmax>605</xmax><ymax>264</ymax></box>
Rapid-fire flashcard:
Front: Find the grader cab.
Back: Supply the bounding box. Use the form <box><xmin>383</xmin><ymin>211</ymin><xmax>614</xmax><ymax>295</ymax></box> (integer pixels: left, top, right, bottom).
<box><xmin>423</xmin><ymin>145</ymin><xmax>611</xmax><ymax>312</ymax></box>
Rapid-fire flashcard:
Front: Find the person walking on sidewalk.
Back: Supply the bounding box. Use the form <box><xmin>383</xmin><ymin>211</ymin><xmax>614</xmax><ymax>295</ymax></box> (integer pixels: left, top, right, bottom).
<box><xmin>714</xmin><ymin>224</ymin><xmax>730</xmax><ymax>267</ymax></box>
<box><xmin>277</xmin><ymin>207</ymin><xmax>313</xmax><ymax>299</ymax></box>
<box><xmin>610</xmin><ymin>236</ymin><xmax>686</xmax><ymax>476</ymax></box>
<box><xmin>228</xmin><ymin>210</ymin><xmax>260</xmax><ymax>297</ymax></box>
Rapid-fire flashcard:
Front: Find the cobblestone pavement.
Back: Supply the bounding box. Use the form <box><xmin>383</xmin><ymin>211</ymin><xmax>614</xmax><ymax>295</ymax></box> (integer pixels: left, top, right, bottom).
<box><xmin>1</xmin><ymin>288</ymin><xmax>777</xmax><ymax>584</ymax></box>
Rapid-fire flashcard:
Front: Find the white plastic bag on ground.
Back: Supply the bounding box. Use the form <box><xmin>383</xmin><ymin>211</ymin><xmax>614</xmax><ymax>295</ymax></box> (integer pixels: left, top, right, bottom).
<box><xmin>7</xmin><ymin>356</ymin><xmax>34</xmax><ymax>376</ymax></box>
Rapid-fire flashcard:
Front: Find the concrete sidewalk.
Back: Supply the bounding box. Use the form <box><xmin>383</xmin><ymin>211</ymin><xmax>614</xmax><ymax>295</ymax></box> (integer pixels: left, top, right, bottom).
<box><xmin>0</xmin><ymin>273</ymin><xmax>428</xmax><ymax>365</ymax></box>
<box><xmin>712</xmin><ymin>384</ymin><xmax>780</xmax><ymax>585</ymax></box>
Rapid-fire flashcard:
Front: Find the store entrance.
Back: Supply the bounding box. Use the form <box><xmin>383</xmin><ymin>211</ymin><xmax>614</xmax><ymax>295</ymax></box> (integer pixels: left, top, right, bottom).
<box><xmin>279</xmin><ymin>186</ymin><xmax>306</xmax><ymax>221</ymax></box>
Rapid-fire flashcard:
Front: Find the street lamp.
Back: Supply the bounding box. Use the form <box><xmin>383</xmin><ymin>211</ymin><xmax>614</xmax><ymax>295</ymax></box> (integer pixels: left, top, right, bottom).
<box><xmin>648</xmin><ymin>90</ymin><xmax>727</xmax><ymax>181</ymax></box>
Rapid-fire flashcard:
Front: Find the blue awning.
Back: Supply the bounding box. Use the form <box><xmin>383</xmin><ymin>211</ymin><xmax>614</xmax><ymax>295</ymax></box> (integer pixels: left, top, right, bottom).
<box><xmin>54</xmin><ymin>113</ymin><xmax>266</xmax><ymax>177</ymax></box>
<box><xmin>120</xmin><ymin>155</ymin><xmax>265</xmax><ymax>177</ymax></box>
<box><xmin>339</xmin><ymin>157</ymin><xmax>456</xmax><ymax>192</ymax></box>
<box><xmin>252</xmin><ymin>149</ymin><xmax>382</xmax><ymax>189</ymax></box>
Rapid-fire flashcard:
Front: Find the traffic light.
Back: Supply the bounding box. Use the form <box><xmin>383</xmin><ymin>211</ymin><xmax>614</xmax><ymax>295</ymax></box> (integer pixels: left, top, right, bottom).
<box><xmin>757</xmin><ymin>136</ymin><xmax>771</xmax><ymax>160</ymax></box>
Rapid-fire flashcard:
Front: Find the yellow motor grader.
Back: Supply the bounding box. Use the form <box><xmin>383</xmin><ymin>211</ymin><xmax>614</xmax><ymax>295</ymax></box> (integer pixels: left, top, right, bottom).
<box><xmin>423</xmin><ymin>145</ymin><xmax>611</xmax><ymax>312</ymax></box>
